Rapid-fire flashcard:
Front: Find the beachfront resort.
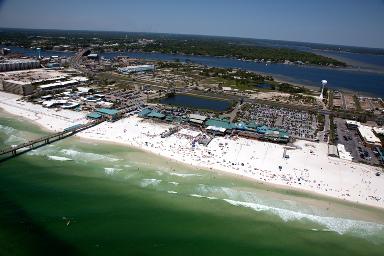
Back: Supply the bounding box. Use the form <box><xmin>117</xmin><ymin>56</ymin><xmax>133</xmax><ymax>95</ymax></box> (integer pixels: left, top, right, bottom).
<box><xmin>1</xmin><ymin>46</ymin><xmax>384</xmax><ymax>210</ymax></box>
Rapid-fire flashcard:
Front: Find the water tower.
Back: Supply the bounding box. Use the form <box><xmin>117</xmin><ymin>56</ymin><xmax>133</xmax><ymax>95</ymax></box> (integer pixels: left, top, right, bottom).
<box><xmin>319</xmin><ymin>80</ymin><xmax>327</xmax><ymax>100</ymax></box>
<box><xmin>36</xmin><ymin>48</ymin><xmax>41</xmax><ymax>59</ymax></box>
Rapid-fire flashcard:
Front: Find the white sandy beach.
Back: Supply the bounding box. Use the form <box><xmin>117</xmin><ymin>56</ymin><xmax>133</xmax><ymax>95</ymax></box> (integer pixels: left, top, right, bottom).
<box><xmin>1</xmin><ymin>91</ymin><xmax>383</xmax><ymax>209</ymax></box>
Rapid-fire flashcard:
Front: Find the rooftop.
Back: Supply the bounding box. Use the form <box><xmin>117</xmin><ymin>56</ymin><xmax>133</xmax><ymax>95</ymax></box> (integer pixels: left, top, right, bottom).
<box><xmin>147</xmin><ymin>111</ymin><xmax>165</xmax><ymax>119</ymax></box>
<box><xmin>87</xmin><ymin>112</ymin><xmax>102</xmax><ymax>119</ymax></box>
<box><xmin>205</xmin><ymin>118</ymin><xmax>235</xmax><ymax>130</ymax></box>
<box><xmin>0</xmin><ymin>68</ymin><xmax>68</xmax><ymax>84</ymax></box>
<box><xmin>206</xmin><ymin>126</ymin><xmax>227</xmax><ymax>133</ymax></box>
<box><xmin>358</xmin><ymin>125</ymin><xmax>381</xmax><ymax>145</ymax></box>
<box><xmin>96</xmin><ymin>108</ymin><xmax>120</xmax><ymax>116</ymax></box>
<box><xmin>337</xmin><ymin>144</ymin><xmax>353</xmax><ymax>161</ymax></box>
<box><xmin>138</xmin><ymin>108</ymin><xmax>152</xmax><ymax>117</ymax></box>
<box><xmin>346</xmin><ymin>120</ymin><xmax>360</xmax><ymax>126</ymax></box>
<box><xmin>188</xmin><ymin>114</ymin><xmax>207</xmax><ymax>121</ymax></box>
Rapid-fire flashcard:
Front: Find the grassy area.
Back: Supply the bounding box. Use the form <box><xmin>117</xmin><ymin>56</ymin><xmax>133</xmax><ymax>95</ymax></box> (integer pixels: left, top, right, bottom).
<box><xmin>143</xmin><ymin>39</ymin><xmax>347</xmax><ymax>67</ymax></box>
<box><xmin>328</xmin><ymin>90</ymin><xmax>334</xmax><ymax>108</ymax></box>
<box><xmin>317</xmin><ymin>113</ymin><xmax>325</xmax><ymax>131</ymax></box>
<box><xmin>353</xmin><ymin>95</ymin><xmax>362</xmax><ymax>112</ymax></box>
<box><xmin>329</xmin><ymin>115</ymin><xmax>337</xmax><ymax>145</ymax></box>
<box><xmin>287</xmin><ymin>94</ymin><xmax>316</xmax><ymax>105</ymax></box>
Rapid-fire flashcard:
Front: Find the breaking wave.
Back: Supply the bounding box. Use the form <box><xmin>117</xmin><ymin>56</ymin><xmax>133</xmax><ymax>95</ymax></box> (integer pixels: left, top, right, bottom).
<box><xmin>170</xmin><ymin>172</ymin><xmax>202</xmax><ymax>178</ymax></box>
<box><xmin>60</xmin><ymin>149</ymin><xmax>120</xmax><ymax>162</ymax></box>
<box><xmin>47</xmin><ymin>155</ymin><xmax>73</xmax><ymax>161</ymax></box>
<box><xmin>140</xmin><ymin>178</ymin><xmax>162</xmax><ymax>187</ymax></box>
<box><xmin>193</xmin><ymin>184</ymin><xmax>384</xmax><ymax>239</ymax></box>
<box><xmin>190</xmin><ymin>194</ymin><xmax>217</xmax><ymax>200</ymax></box>
<box><xmin>104</xmin><ymin>167</ymin><xmax>122</xmax><ymax>175</ymax></box>
<box><xmin>223</xmin><ymin>199</ymin><xmax>384</xmax><ymax>238</ymax></box>
<box><xmin>0</xmin><ymin>124</ymin><xmax>17</xmax><ymax>135</ymax></box>
<box><xmin>4</xmin><ymin>134</ymin><xmax>27</xmax><ymax>144</ymax></box>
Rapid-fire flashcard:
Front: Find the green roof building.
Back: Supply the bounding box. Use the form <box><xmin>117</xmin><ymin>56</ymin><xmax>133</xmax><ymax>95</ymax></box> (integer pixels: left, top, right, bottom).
<box><xmin>205</xmin><ymin>118</ymin><xmax>235</xmax><ymax>130</ymax></box>
<box><xmin>147</xmin><ymin>111</ymin><xmax>165</xmax><ymax>119</ymax></box>
<box><xmin>87</xmin><ymin>112</ymin><xmax>102</xmax><ymax>119</ymax></box>
<box><xmin>165</xmin><ymin>115</ymin><xmax>174</xmax><ymax>122</ymax></box>
<box><xmin>96</xmin><ymin>108</ymin><xmax>120</xmax><ymax>121</ymax></box>
<box><xmin>138</xmin><ymin>108</ymin><xmax>152</xmax><ymax>117</ymax></box>
<box><xmin>96</xmin><ymin>108</ymin><xmax>119</xmax><ymax>116</ymax></box>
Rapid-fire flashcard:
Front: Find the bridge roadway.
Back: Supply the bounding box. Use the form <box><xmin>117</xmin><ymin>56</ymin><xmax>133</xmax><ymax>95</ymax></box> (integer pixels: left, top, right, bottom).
<box><xmin>0</xmin><ymin>119</ymin><xmax>105</xmax><ymax>161</ymax></box>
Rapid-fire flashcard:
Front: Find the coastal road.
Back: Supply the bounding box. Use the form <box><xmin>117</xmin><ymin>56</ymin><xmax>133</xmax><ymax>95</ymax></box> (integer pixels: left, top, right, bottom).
<box><xmin>341</xmin><ymin>92</ymin><xmax>347</xmax><ymax>110</ymax></box>
<box><xmin>229</xmin><ymin>102</ymin><xmax>242</xmax><ymax>122</ymax></box>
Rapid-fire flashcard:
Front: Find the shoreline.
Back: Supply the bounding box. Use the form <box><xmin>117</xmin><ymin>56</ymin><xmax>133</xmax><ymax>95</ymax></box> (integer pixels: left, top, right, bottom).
<box><xmin>1</xmin><ymin>91</ymin><xmax>383</xmax><ymax>211</ymax></box>
<box><xmin>77</xmin><ymin>133</ymin><xmax>384</xmax><ymax>217</ymax></box>
<box><xmin>3</xmin><ymin>108</ymin><xmax>384</xmax><ymax>225</ymax></box>
<box><xmin>4</xmin><ymin>45</ymin><xmax>383</xmax><ymax>97</ymax></box>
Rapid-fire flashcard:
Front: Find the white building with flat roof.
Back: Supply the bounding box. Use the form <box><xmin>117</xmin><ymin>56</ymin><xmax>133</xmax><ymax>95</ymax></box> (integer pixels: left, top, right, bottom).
<box><xmin>345</xmin><ymin>120</ymin><xmax>360</xmax><ymax>129</ymax></box>
<box><xmin>337</xmin><ymin>144</ymin><xmax>353</xmax><ymax>161</ymax></box>
<box><xmin>117</xmin><ymin>64</ymin><xmax>155</xmax><ymax>74</ymax></box>
<box><xmin>373</xmin><ymin>127</ymin><xmax>384</xmax><ymax>135</ymax></box>
<box><xmin>357</xmin><ymin>125</ymin><xmax>381</xmax><ymax>147</ymax></box>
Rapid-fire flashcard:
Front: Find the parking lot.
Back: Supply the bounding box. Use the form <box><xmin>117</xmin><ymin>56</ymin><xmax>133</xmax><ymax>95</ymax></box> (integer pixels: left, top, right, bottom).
<box><xmin>334</xmin><ymin>118</ymin><xmax>381</xmax><ymax>165</ymax></box>
<box><xmin>239</xmin><ymin>103</ymin><xmax>318</xmax><ymax>140</ymax></box>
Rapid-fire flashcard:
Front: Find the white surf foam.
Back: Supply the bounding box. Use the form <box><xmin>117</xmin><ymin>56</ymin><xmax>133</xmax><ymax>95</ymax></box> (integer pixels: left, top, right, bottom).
<box><xmin>0</xmin><ymin>124</ymin><xmax>17</xmax><ymax>135</ymax></box>
<box><xmin>223</xmin><ymin>199</ymin><xmax>384</xmax><ymax>237</ymax></box>
<box><xmin>168</xmin><ymin>181</ymin><xmax>179</xmax><ymax>186</ymax></box>
<box><xmin>189</xmin><ymin>194</ymin><xmax>218</xmax><ymax>200</ymax></box>
<box><xmin>47</xmin><ymin>155</ymin><xmax>73</xmax><ymax>161</ymax></box>
<box><xmin>196</xmin><ymin>184</ymin><xmax>261</xmax><ymax>202</ymax></box>
<box><xmin>170</xmin><ymin>172</ymin><xmax>202</xmax><ymax>178</ymax></box>
<box><xmin>140</xmin><ymin>178</ymin><xmax>162</xmax><ymax>187</ymax></box>
<box><xmin>4</xmin><ymin>134</ymin><xmax>27</xmax><ymax>144</ymax></box>
<box><xmin>167</xmin><ymin>191</ymin><xmax>178</xmax><ymax>194</ymax></box>
<box><xmin>190</xmin><ymin>194</ymin><xmax>205</xmax><ymax>198</ymax></box>
<box><xmin>192</xmin><ymin>184</ymin><xmax>384</xmax><ymax>239</ymax></box>
<box><xmin>61</xmin><ymin>149</ymin><xmax>120</xmax><ymax>162</ymax></box>
<box><xmin>104</xmin><ymin>167</ymin><xmax>122</xmax><ymax>175</ymax></box>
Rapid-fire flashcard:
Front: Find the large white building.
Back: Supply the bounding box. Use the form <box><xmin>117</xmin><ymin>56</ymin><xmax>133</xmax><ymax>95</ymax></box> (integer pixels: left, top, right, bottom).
<box><xmin>117</xmin><ymin>64</ymin><xmax>155</xmax><ymax>74</ymax></box>
<box><xmin>0</xmin><ymin>79</ymin><xmax>34</xmax><ymax>95</ymax></box>
<box><xmin>345</xmin><ymin>120</ymin><xmax>382</xmax><ymax>147</ymax></box>
<box><xmin>357</xmin><ymin>125</ymin><xmax>381</xmax><ymax>147</ymax></box>
<box><xmin>0</xmin><ymin>59</ymin><xmax>40</xmax><ymax>72</ymax></box>
<box><xmin>0</xmin><ymin>68</ymin><xmax>88</xmax><ymax>95</ymax></box>
<box><xmin>39</xmin><ymin>76</ymin><xmax>89</xmax><ymax>91</ymax></box>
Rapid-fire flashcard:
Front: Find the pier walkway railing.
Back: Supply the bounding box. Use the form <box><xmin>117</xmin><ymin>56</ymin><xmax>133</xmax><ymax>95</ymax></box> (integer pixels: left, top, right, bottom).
<box><xmin>0</xmin><ymin>119</ymin><xmax>105</xmax><ymax>162</ymax></box>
